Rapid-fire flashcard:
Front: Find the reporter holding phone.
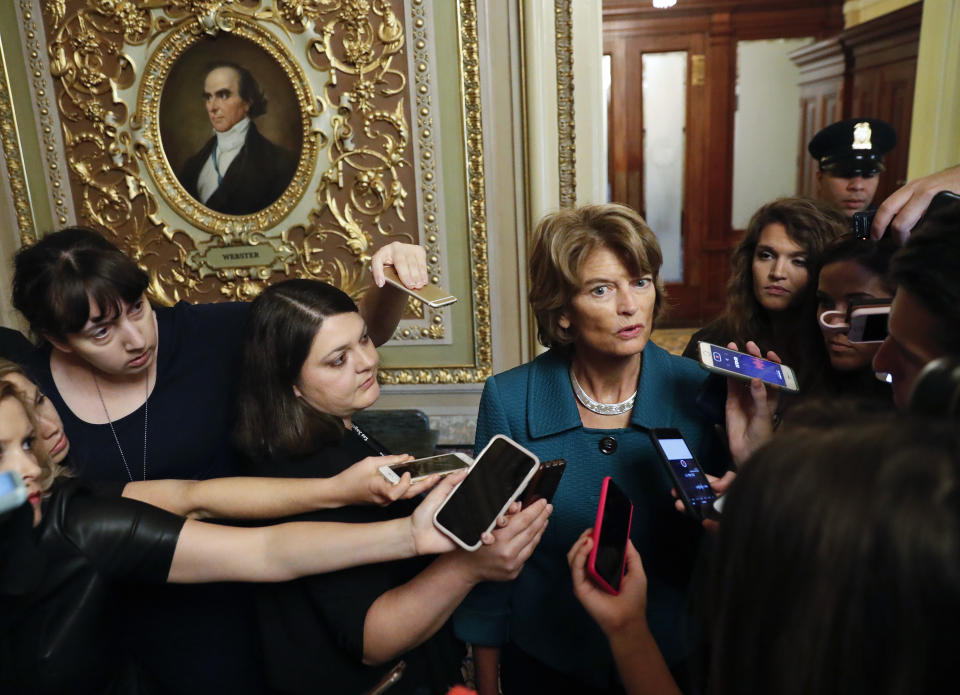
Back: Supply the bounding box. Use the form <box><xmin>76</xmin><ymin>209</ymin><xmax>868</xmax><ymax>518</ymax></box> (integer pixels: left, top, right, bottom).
<box><xmin>0</xmin><ymin>380</ymin><xmax>471</xmax><ymax>695</ymax></box>
<box><xmin>10</xmin><ymin>227</ymin><xmax>434</xmax><ymax>694</ymax></box>
<box><xmin>233</xmin><ymin>279</ymin><xmax>551</xmax><ymax>695</ymax></box>
<box><xmin>570</xmin><ymin>415</ymin><xmax>960</xmax><ymax>695</ymax></box>
<box><xmin>681</xmin><ymin>198</ymin><xmax>846</xmax><ymax>386</ymax></box>
<box><xmin>812</xmin><ymin>235</ymin><xmax>898</xmax><ymax>403</ymax></box>
<box><xmin>454</xmin><ymin>204</ymin><xmax>724</xmax><ymax>694</ymax></box>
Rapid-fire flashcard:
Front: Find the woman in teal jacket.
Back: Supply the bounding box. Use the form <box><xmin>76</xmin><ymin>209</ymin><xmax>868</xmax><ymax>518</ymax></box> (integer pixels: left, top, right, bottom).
<box><xmin>454</xmin><ymin>204</ymin><xmax>724</xmax><ymax>694</ymax></box>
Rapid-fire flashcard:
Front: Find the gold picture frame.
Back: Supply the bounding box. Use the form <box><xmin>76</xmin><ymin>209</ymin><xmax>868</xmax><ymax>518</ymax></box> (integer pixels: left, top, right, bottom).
<box><xmin>1</xmin><ymin>0</ymin><xmax>492</xmax><ymax>383</ymax></box>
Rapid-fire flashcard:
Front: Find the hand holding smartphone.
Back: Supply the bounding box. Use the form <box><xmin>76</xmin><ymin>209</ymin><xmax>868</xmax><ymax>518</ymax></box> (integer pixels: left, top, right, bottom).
<box><xmin>433</xmin><ymin>435</ymin><xmax>540</xmax><ymax>551</ymax></box>
<box><xmin>586</xmin><ymin>477</ymin><xmax>634</xmax><ymax>595</ymax></box>
<box><xmin>698</xmin><ymin>341</ymin><xmax>799</xmax><ymax>392</ymax></box>
<box><xmin>520</xmin><ymin>458</ymin><xmax>566</xmax><ymax>508</ymax></box>
<box><xmin>382</xmin><ymin>266</ymin><xmax>457</xmax><ymax>308</ymax></box>
<box><xmin>378</xmin><ymin>452</ymin><xmax>472</xmax><ymax>484</ymax></box>
<box><xmin>650</xmin><ymin>428</ymin><xmax>721</xmax><ymax>521</ymax></box>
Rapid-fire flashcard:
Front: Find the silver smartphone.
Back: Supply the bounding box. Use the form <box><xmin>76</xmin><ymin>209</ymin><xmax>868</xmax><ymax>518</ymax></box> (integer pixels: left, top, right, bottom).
<box><xmin>698</xmin><ymin>341</ymin><xmax>799</xmax><ymax>392</ymax></box>
<box><xmin>382</xmin><ymin>266</ymin><xmax>457</xmax><ymax>308</ymax></box>
<box><xmin>378</xmin><ymin>452</ymin><xmax>472</xmax><ymax>484</ymax></box>
<box><xmin>433</xmin><ymin>434</ymin><xmax>540</xmax><ymax>551</ymax></box>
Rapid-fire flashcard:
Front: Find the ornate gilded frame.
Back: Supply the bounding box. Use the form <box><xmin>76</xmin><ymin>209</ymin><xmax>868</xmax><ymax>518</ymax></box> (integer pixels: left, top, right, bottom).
<box><xmin>1</xmin><ymin>0</ymin><xmax>492</xmax><ymax>383</ymax></box>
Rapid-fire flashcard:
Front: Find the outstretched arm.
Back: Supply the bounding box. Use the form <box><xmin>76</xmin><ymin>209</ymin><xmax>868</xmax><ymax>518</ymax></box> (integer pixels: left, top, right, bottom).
<box><xmin>166</xmin><ymin>470</ymin><xmax>464</xmax><ymax>583</ymax></box>
<box><xmin>361</xmin><ymin>242</ymin><xmax>429</xmax><ymax>346</ymax></box>
<box><xmin>361</xmin><ymin>499</ymin><xmax>551</xmax><ymax>665</ymax></box>
<box><xmin>123</xmin><ymin>454</ymin><xmax>437</xmax><ymax>519</ymax></box>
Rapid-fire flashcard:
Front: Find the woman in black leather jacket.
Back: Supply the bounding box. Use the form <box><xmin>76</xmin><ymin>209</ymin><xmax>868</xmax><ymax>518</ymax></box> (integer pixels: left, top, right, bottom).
<box><xmin>0</xmin><ymin>379</ymin><xmax>466</xmax><ymax>695</ymax></box>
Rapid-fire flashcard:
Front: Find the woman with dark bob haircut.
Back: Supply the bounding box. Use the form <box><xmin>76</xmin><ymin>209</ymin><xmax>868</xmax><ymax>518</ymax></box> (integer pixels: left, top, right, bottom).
<box><xmin>233</xmin><ymin>279</ymin><xmax>551</xmax><ymax>695</ymax></box>
<box><xmin>12</xmin><ymin>226</ymin><xmax>427</xmax><ymax>482</ymax></box>
<box><xmin>11</xmin><ymin>226</ymin><xmax>431</xmax><ymax>692</ymax></box>
<box><xmin>682</xmin><ymin>197</ymin><xmax>847</xmax><ymax>384</ymax></box>
<box><xmin>453</xmin><ymin>203</ymin><xmax>724</xmax><ymax>695</ymax></box>
<box><xmin>569</xmin><ymin>414</ymin><xmax>960</xmax><ymax>695</ymax></box>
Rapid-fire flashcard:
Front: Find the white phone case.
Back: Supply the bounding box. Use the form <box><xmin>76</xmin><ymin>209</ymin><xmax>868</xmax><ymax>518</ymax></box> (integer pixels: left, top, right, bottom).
<box><xmin>432</xmin><ymin>434</ymin><xmax>540</xmax><ymax>551</ymax></box>
<box><xmin>698</xmin><ymin>341</ymin><xmax>799</xmax><ymax>392</ymax></box>
<box><xmin>847</xmin><ymin>305</ymin><xmax>890</xmax><ymax>343</ymax></box>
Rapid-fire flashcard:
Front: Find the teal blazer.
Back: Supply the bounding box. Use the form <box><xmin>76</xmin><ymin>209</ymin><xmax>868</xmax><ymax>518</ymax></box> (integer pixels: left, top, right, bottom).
<box><xmin>453</xmin><ymin>342</ymin><xmax>722</xmax><ymax>688</ymax></box>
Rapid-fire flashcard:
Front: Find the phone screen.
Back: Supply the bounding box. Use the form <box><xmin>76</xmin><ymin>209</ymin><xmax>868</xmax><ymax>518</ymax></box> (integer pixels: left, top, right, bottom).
<box><xmin>389</xmin><ymin>454</ymin><xmax>470</xmax><ymax>480</ymax></box>
<box><xmin>655</xmin><ymin>435</ymin><xmax>716</xmax><ymax>512</ymax></box>
<box><xmin>855</xmin><ymin>312</ymin><xmax>889</xmax><ymax>342</ymax></box>
<box><xmin>0</xmin><ymin>471</ymin><xmax>17</xmax><ymax>496</ymax></box>
<box><xmin>707</xmin><ymin>345</ymin><xmax>787</xmax><ymax>386</ymax></box>
<box><xmin>594</xmin><ymin>480</ymin><xmax>632</xmax><ymax>591</ymax></box>
<box><xmin>0</xmin><ymin>471</ymin><xmax>26</xmax><ymax>515</ymax></box>
<box><xmin>435</xmin><ymin>437</ymin><xmax>537</xmax><ymax>547</ymax></box>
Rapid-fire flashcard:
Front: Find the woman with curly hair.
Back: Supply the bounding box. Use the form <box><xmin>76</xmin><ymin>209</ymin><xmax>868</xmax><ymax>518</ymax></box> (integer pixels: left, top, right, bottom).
<box><xmin>682</xmin><ymin>197</ymin><xmax>846</xmax><ymax>386</ymax></box>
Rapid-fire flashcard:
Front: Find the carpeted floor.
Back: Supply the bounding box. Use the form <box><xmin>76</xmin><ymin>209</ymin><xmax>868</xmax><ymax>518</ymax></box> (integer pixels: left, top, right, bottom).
<box><xmin>650</xmin><ymin>327</ymin><xmax>697</xmax><ymax>356</ymax></box>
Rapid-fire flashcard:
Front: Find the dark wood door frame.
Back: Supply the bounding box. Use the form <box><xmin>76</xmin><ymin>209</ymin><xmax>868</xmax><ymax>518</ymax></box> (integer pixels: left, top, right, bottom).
<box><xmin>603</xmin><ymin>0</ymin><xmax>844</xmax><ymax>325</ymax></box>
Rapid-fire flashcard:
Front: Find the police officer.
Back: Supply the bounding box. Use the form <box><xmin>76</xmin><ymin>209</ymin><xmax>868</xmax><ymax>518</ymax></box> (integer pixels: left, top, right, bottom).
<box><xmin>808</xmin><ymin>118</ymin><xmax>897</xmax><ymax>216</ymax></box>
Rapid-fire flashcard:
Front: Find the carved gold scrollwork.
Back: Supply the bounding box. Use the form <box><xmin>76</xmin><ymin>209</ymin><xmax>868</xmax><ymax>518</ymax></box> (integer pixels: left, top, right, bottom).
<box><xmin>43</xmin><ymin>0</ymin><xmax>419</xmax><ymax>307</ymax></box>
<box><xmin>20</xmin><ymin>0</ymin><xmax>491</xmax><ymax>382</ymax></box>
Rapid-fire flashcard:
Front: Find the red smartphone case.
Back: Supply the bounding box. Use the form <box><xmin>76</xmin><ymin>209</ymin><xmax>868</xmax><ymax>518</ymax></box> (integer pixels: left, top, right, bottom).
<box><xmin>586</xmin><ymin>476</ymin><xmax>634</xmax><ymax>595</ymax></box>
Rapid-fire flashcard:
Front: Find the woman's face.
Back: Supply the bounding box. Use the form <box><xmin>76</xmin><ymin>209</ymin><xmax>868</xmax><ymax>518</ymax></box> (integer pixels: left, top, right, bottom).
<box><xmin>816</xmin><ymin>259</ymin><xmax>890</xmax><ymax>371</ymax></box>
<box><xmin>751</xmin><ymin>223</ymin><xmax>810</xmax><ymax>312</ymax></box>
<box><xmin>294</xmin><ymin>312</ymin><xmax>380</xmax><ymax>425</ymax></box>
<box><xmin>51</xmin><ymin>293</ymin><xmax>158</xmax><ymax>377</ymax></box>
<box><xmin>0</xmin><ymin>395</ymin><xmax>44</xmax><ymax>525</ymax></box>
<box><xmin>560</xmin><ymin>245</ymin><xmax>656</xmax><ymax>360</ymax></box>
<box><xmin>0</xmin><ymin>372</ymin><xmax>69</xmax><ymax>465</ymax></box>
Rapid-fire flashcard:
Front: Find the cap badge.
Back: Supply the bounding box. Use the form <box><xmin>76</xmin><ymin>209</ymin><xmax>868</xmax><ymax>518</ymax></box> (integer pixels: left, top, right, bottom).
<box><xmin>852</xmin><ymin>122</ymin><xmax>873</xmax><ymax>150</ymax></box>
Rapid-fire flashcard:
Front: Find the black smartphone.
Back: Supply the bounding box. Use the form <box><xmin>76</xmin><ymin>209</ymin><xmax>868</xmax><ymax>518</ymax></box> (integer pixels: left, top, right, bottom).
<box><xmin>433</xmin><ymin>435</ymin><xmax>540</xmax><ymax>551</ymax></box>
<box><xmin>855</xmin><ymin>190</ymin><xmax>960</xmax><ymax>240</ymax></box>
<box><xmin>847</xmin><ymin>296</ymin><xmax>891</xmax><ymax>343</ymax></box>
<box><xmin>650</xmin><ymin>428</ymin><xmax>719</xmax><ymax>521</ymax></box>
<box><xmin>586</xmin><ymin>477</ymin><xmax>634</xmax><ymax>595</ymax></box>
<box><xmin>851</xmin><ymin>209</ymin><xmax>876</xmax><ymax>240</ymax></box>
<box><xmin>520</xmin><ymin>458</ymin><xmax>566</xmax><ymax>507</ymax></box>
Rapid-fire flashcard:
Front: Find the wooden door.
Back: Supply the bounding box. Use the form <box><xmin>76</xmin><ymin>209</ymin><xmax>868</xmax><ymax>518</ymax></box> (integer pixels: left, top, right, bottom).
<box><xmin>605</xmin><ymin>33</ymin><xmax>707</xmax><ymax>324</ymax></box>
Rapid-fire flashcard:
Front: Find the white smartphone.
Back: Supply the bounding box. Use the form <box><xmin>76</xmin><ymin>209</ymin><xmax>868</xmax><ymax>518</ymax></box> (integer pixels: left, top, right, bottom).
<box><xmin>698</xmin><ymin>341</ymin><xmax>799</xmax><ymax>392</ymax></box>
<box><xmin>847</xmin><ymin>300</ymin><xmax>890</xmax><ymax>343</ymax></box>
<box><xmin>433</xmin><ymin>434</ymin><xmax>540</xmax><ymax>551</ymax></box>
<box><xmin>378</xmin><ymin>452</ymin><xmax>472</xmax><ymax>484</ymax></box>
<box><xmin>382</xmin><ymin>266</ymin><xmax>457</xmax><ymax>308</ymax></box>
<box><xmin>0</xmin><ymin>471</ymin><xmax>27</xmax><ymax>515</ymax></box>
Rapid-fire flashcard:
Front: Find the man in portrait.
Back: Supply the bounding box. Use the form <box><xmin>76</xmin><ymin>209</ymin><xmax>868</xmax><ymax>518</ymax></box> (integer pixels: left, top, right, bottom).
<box><xmin>178</xmin><ymin>62</ymin><xmax>298</xmax><ymax>215</ymax></box>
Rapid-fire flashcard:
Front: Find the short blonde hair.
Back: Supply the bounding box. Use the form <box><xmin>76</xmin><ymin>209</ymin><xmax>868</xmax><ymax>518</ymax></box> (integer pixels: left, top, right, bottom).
<box><xmin>528</xmin><ymin>203</ymin><xmax>665</xmax><ymax>348</ymax></box>
<box><xmin>0</xmin><ymin>358</ymin><xmax>68</xmax><ymax>490</ymax></box>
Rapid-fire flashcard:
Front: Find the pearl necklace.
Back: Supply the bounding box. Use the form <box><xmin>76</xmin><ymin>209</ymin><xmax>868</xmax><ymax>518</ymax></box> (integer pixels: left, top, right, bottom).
<box><xmin>569</xmin><ymin>368</ymin><xmax>636</xmax><ymax>416</ymax></box>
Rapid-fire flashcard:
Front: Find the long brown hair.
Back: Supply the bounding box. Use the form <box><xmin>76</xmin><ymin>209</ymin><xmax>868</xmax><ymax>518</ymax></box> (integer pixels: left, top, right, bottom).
<box><xmin>233</xmin><ymin>279</ymin><xmax>362</xmax><ymax>462</ymax></box>
<box><xmin>719</xmin><ymin>197</ymin><xmax>845</xmax><ymax>377</ymax></box>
